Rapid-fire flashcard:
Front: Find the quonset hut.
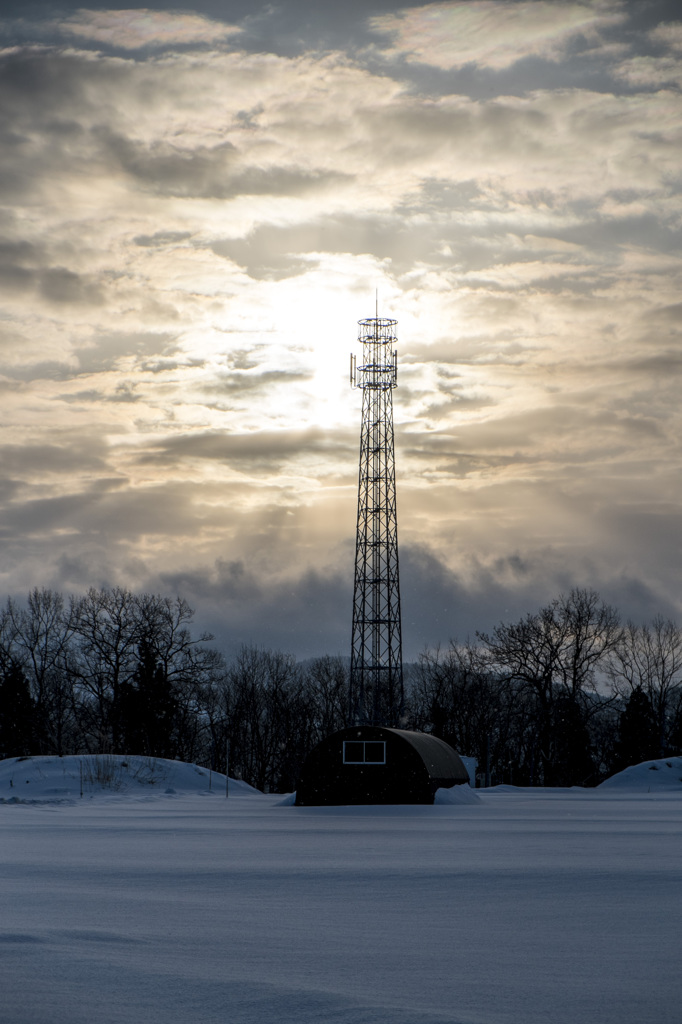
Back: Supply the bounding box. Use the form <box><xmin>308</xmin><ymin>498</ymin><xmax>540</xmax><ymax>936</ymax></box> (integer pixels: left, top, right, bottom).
<box><xmin>295</xmin><ymin>726</ymin><xmax>470</xmax><ymax>806</ymax></box>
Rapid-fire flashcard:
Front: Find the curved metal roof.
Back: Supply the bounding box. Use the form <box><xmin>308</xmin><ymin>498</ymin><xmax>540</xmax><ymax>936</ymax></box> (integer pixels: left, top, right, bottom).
<box><xmin>387</xmin><ymin>728</ymin><xmax>471</xmax><ymax>783</ymax></box>
<box><xmin>326</xmin><ymin>726</ymin><xmax>470</xmax><ymax>783</ymax></box>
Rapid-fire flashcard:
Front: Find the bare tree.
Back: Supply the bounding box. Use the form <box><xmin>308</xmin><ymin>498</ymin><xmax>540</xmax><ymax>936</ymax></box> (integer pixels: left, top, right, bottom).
<box><xmin>304</xmin><ymin>655</ymin><xmax>350</xmax><ymax>740</ymax></box>
<box><xmin>608</xmin><ymin>617</ymin><xmax>682</xmax><ymax>758</ymax></box>
<box><xmin>69</xmin><ymin>587</ymin><xmax>141</xmax><ymax>750</ymax></box>
<box><xmin>221</xmin><ymin>646</ymin><xmax>309</xmax><ymax>792</ymax></box>
<box><xmin>409</xmin><ymin>641</ymin><xmax>527</xmax><ymax>785</ymax></box>
<box><xmin>553</xmin><ymin>588</ymin><xmax>622</xmax><ymax>699</ymax></box>
<box><xmin>3</xmin><ymin>589</ymin><xmax>79</xmax><ymax>754</ymax></box>
<box><xmin>478</xmin><ymin>589</ymin><xmax>621</xmax><ymax>785</ymax></box>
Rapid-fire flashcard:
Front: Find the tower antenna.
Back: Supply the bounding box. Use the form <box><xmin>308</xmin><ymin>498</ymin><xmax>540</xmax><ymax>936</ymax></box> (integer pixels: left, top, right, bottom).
<box><xmin>349</xmin><ymin>309</ymin><xmax>403</xmax><ymax>726</ymax></box>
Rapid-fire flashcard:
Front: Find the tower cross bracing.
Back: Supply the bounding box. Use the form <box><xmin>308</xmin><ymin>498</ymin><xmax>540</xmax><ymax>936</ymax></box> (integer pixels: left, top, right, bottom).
<box><xmin>349</xmin><ymin>315</ymin><xmax>404</xmax><ymax>727</ymax></box>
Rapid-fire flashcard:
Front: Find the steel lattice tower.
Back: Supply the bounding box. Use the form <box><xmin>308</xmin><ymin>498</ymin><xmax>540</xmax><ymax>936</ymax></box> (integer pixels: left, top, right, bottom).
<box><xmin>349</xmin><ymin>313</ymin><xmax>404</xmax><ymax>727</ymax></box>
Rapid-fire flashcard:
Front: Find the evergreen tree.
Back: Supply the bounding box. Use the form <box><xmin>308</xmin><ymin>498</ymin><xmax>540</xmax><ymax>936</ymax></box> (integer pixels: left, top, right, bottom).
<box><xmin>613</xmin><ymin>687</ymin><xmax>659</xmax><ymax>771</ymax></box>
<box><xmin>0</xmin><ymin>663</ymin><xmax>35</xmax><ymax>757</ymax></box>
<box><xmin>116</xmin><ymin>642</ymin><xmax>178</xmax><ymax>757</ymax></box>
<box><xmin>551</xmin><ymin>691</ymin><xmax>595</xmax><ymax>786</ymax></box>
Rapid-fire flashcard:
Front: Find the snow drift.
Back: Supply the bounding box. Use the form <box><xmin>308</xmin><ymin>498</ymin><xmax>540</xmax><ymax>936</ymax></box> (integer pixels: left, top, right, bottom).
<box><xmin>0</xmin><ymin>754</ymin><xmax>261</xmax><ymax>802</ymax></box>
<box><xmin>599</xmin><ymin>755</ymin><xmax>682</xmax><ymax>791</ymax></box>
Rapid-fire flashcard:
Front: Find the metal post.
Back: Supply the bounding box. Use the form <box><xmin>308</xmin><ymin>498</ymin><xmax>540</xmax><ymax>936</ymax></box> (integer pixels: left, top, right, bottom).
<box><xmin>225</xmin><ymin>738</ymin><xmax>230</xmax><ymax>799</ymax></box>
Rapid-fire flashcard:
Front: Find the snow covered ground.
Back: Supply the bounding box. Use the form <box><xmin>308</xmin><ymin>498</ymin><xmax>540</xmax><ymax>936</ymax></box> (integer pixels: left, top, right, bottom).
<box><xmin>2</xmin><ymin>756</ymin><xmax>681</xmax><ymax>1024</ymax></box>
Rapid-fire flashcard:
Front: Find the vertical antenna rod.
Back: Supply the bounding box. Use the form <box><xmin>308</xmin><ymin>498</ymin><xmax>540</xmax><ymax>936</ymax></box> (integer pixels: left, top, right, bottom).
<box><xmin>349</xmin><ymin>311</ymin><xmax>403</xmax><ymax>726</ymax></box>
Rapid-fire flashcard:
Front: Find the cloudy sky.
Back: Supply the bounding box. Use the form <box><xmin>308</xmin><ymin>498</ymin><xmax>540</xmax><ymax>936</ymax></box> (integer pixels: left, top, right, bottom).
<box><xmin>1</xmin><ymin>0</ymin><xmax>681</xmax><ymax>659</ymax></box>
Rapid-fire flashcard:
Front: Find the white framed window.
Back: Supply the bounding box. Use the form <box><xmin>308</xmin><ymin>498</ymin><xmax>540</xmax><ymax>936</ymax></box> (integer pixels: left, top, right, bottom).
<box><xmin>343</xmin><ymin>740</ymin><xmax>386</xmax><ymax>764</ymax></box>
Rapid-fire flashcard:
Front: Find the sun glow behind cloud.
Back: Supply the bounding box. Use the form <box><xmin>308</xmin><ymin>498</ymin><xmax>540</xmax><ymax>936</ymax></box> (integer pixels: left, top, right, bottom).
<box><xmin>0</xmin><ymin>1</ymin><xmax>681</xmax><ymax>655</ymax></box>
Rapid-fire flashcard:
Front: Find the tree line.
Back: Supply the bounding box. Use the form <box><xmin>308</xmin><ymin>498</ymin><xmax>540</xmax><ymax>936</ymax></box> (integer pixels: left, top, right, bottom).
<box><xmin>1</xmin><ymin>586</ymin><xmax>681</xmax><ymax>790</ymax></box>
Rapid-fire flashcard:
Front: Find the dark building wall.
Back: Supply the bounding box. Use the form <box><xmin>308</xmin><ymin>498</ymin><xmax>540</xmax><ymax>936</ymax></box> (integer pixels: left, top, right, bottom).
<box><xmin>295</xmin><ymin>726</ymin><xmax>470</xmax><ymax>806</ymax></box>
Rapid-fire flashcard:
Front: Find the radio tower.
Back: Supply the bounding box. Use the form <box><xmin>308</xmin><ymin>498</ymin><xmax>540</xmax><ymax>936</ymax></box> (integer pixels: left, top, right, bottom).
<box><xmin>349</xmin><ymin>303</ymin><xmax>404</xmax><ymax>726</ymax></box>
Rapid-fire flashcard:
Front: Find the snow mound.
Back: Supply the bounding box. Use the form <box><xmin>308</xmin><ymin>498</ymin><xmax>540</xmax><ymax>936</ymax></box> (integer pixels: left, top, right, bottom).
<box><xmin>0</xmin><ymin>754</ymin><xmax>262</xmax><ymax>803</ymax></box>
<box><xmin>598</xmin><ymin>756</ymin><xmax>682</xmax><ymax>791</ymax></box>
<box><xmin>434</xmin><ymin>784</ymin><xmax>481</xmax><ymax>805</ymax></box>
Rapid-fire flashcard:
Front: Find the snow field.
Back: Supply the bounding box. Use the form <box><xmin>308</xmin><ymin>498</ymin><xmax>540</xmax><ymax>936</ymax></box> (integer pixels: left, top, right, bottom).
<box><xmin>1</xmin><ymin>757</ymin><xmax>681</xmax><ymax>1024</ymax></box>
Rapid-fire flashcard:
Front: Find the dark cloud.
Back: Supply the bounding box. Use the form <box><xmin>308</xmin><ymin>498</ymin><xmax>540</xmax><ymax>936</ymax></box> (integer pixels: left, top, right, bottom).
<box><xmin>213</xmin><ymin>213</ymin><xmax>448</xmax><ymax>279</ymax></box>
<box><xmin>96</xmin><ymin>130</ymin><xmax>239</xmax><ymax>198</ymax></box>
<box><xmin>0</xmin><ymin>239</ymin><xmax>37</xmax><ymax>265</ymax></box>
<box><xmin>224</xmin><ymin>166</ymin><xmax>352</xmax><ymax>200</ymax></box>
<box><xmin>73</xmin><ymin>333</ymin><xmax>179</xmax><ymax>375</ymax></box>
<box><xmin>39</xmin><ymin>266</ymin><xmax>103</xmax><ymax>305</ymax></box>
<box><xmin>650</xmin><ymin>301</ymin><xmax>682</xmax><ymax>323</ymax></box>
<box><xmin>4</xmin><ymin>361</ymin><xmax>77</xmax><ymax>383</ymax></box>
<box><xmin>398</xmin><ymin>545</ymin><xmax>556</xmax><ymax>647</ymax></box>
<box><xmin>561</xmin><ymin>210</ymin><xmax>682</xmax><ymax>254</ymax></box>
<box><xmin>133</xmin><ymin>230</ymin><xmax>193</xmax><ymax>247</ymax></box>
<box><xmin>1</xmin><ymin>331</ymin><xmax>181</xmax><ymax>381</ymax></box>
<box><xmin>629</xmin><ymin>350</ymin><xmax>682</xmax><ymax>374</ymax></box>
<box><xmin>0</xmin><ymin>492</ymin><xmax>95</xmax><ymax>538</ymax></box>
<box><xmin>0</xmin><ymin>480</ymin><xmax>202</xmax><ymax>545</ymax></box>
<box><xmin>204</xmin><ymin>368</ymin><xmax>312</xmax><ymax>399</ymax></box>
<box><xmin>0</xmin><ymin>242</ymin><xmax>103</xmax><ymax>305</ymax></box>
<box><xmin>0</xmin><ymin>441</ymin><xmax>110</xmax><ymax>477</ymax></box>
<box><xmin>403</xmin><ymin>336</ymin><xmax>532</xmax><ymax>367</ymax></box>
<box><xmin>56</xmin><ymin>383</ymin><xmax>143</xmax><ymax>405</ymax></box>
<box><xmin>158</xmin><ymin>557</ymin><xmax>354</xmax><ymax>659</ymax></box>
<box><xmin>96</xmin><ymin>127</ymin><xmax>350</xmax><ymax>200</ymax></box>
<box><xmin>397</xmin><ymin>404</ymin><xmax>666</xmax><ymax>471</ymax></box>
<box><xmin>140</xmin><ymin>357</ymin><xmax>205</xmax><ymax>374</ymax></box>
<box><xmin>226</xmin><ymin>348</ymin><xmax>261</xmax><ymax>371</ymax></box>
<box><xmin>399</xmin><ymin>543</ymin><xmax>682</xmax><ymax>653</ymax></box>
<box><xmin>150</xmin><ymin>535</ymin><xmax>682</xmax><ymax>662</ymax></box>
<box><xmin>138</xmin><ymin>427</ymin><xmax>350</xmax><ymax>469</ymax></box>
<box><xmin>0</xmin><ymin>262</ymin><xmax>34</xmax><ymax>292</ymax></box>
